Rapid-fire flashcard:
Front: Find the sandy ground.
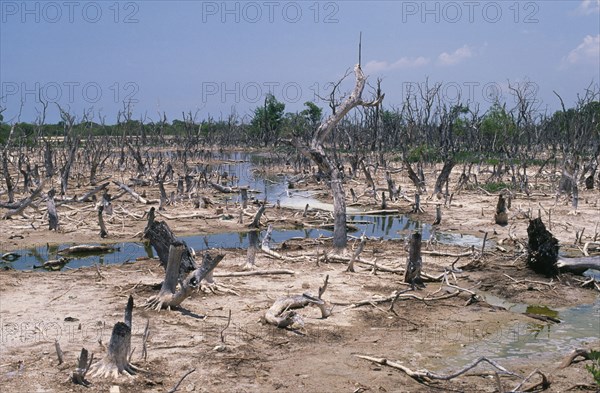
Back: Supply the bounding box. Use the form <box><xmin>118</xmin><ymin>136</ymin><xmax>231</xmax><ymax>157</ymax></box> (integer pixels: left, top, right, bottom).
<box><xmin>1</xmin><ymin>153</ymin><xmax>599</xmax><ymax>392</ymax></box>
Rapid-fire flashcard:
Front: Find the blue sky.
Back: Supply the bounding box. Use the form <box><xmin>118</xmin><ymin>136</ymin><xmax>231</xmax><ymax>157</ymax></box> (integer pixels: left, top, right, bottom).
<box><xmin>1</xmin><ymin>0</ymin><xmax>599</xmax><ymax>124</ymax></box>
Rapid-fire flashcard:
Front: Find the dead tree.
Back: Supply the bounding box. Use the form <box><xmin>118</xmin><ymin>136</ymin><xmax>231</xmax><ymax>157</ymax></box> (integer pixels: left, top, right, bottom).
<box><xmin>243</xmin><ymin>230</ymin><xmax>259</xmax><ymax>270</ymax></box>
<box><xmin>404</xmin><ymin>232</ymin><xmax>425</xmax><ymax>288</ymax></box>
<box><xmin>1</xmin><ymin>125</ymin><xmax>15</xmax><ymax>203</ymax></box>
<box><xmin>494</xmin><ymin>194</ymin><xmax>508</xmax><ymax>226</ymax></box>
<box><xmin>294</xmin><ymin>62</ymin><xmax>383</xmax><ymax>250</ymax></box>
<box><xmin>432</xmin><ymin>204</ymin><xmax>442</xmax><ymax>225</ymax></box>
<box><xmin>98</xmin><ymin>206</ymin><xmax>108</xmax><ymax>238</ymax></box>
<box><xmin>527</xmin><ymin>218</ymin><xmax>559</xmax><ymax>276</ymax></box>
<box><xmin>248</xmin><ymin>203</ymin><xmax>266</xmax><ymax>229</ymax></box>
<box><xmin>146</xmin><ymin>242</ymin><xmax>223</xmax><ymax>311</ymax></box>
<box><xmin>346</xmin><ymin>234</ymin><xmax>366</xmax><ymax>272</ymax></box>
<box><xmin>89</xmin><ymin>295</ymin><xmax>139</xmax><ymax>378</ymax></box>
<box><xmin>47</xmin><ymin>188</ymin><xmax>59</xmax><ymax>231</ymax></box>
<box><xmin>143</xmin><ymin>207</ymin><xmax>197</xmax><ymax>277</ymax></box>
<box><xmin>385</xmin><ymin>171</ymin><xmax>397</xmax><ymax>201</ymax></box>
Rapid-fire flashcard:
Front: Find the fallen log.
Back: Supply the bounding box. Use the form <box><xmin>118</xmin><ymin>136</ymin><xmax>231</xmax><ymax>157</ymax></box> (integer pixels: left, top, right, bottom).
<box><xmin>556</xmin><ymin>256</ymin><xmax>600</xmax><ymax>275</ymax></box>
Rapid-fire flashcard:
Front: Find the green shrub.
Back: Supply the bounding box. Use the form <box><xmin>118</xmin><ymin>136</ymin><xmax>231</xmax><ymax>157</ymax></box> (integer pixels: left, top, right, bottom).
<box><xmin>586</xmin><ymin>350</ymin><xmax>600</xmax><ymax>385</ymax></box>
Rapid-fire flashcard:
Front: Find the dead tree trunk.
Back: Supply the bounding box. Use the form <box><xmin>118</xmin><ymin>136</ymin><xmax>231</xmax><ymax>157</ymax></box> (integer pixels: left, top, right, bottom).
<box><xmin>404</xmin><ymin>232</ymin><xmax>424</xmax><ymax>288</ymax></box>
<box><xmin>60</xmin><ymin>137</ymin><xmax>79</xmax><ymax>196</ymax></box>
<box><xmin>248</xmin><ymin>203</ymin><xmax>266</xmax><ymax>229</ymax></box>
<box><xmin>47</xmin><ymin>188</ymin><xmax>59</xmax><ymax>231</ymax></box>
<box><xmin>98</xmin><ymin>206</ymin><xmax>108</xmax><ymax>238</ymax></box>
<box><xmin>146</xmin><ymin>242</ymin><xmax>224</xmax><ymax>311</ymax></box>
<box><xmin>143</xmin><ymin>207</ymin><xmax>197</xmax><ymax>277</ymax></box>
<box><xmin>240</xmin><ymin>187</ymin><xmax>248</xmax><ymax>209</ymax></box>
<box><xmin>71</xmin><ymin>348</ymin><xmax>93</xmax><ymax>386</ymax></box>
<box><xmin>495</xmin><ymin>194</ymin><xmax>508</xmax><ymax>226</ymax></box>
<box><xmin>433</xmin><ymin>159</ymin><xmax>455</xmax><ymax>197</ymax></box>
<box><xmin>2</xmin><ymin>150</ymin><xmax>14</xmax><ymax>203</ymax></box>
<box><xmin>90</xmin><ymin>295</ymin><xmax>138</xmax><ymax>378</ymax></box>
<box><xmin>243</xmin><ymin>230</ymin><xmax>259</xmax><ymax>270</ymax></box>
<box><xmin>293</xmin><ymin>63</ymin><xmax>384</xmax><ymax>251</ymax></box>
<box><xmin>346</xmin><ymin>235</ymin><xmax>366</xmax><ymax>272</ymax></box>
<box><xmin>432</xmin><ymin>204</ymin><xmax>442</xmax><ymax>225</ymax></box>
<box><xmin>385</xmin><ymin>171</ymin><xmax>396</xmax><ymax>201</ymax></box>
<box><xmin>527</xmin><ymin>218</ymin><xmax>559</xmax><ymax>277</ymax></box>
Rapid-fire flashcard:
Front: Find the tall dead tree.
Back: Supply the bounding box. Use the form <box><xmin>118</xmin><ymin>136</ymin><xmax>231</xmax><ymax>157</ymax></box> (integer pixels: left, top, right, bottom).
<box><xmin>295</xmin><ymin>61</ymin><xmax>383</xmax><ymax>250</ymax></box>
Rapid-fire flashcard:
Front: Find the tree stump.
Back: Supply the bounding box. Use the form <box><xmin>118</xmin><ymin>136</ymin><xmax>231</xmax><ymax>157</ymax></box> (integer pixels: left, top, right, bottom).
<box><xmin>89</xmin><ymin>296</ymin><xmax>138</xmax><ymax>379</ymax></box>
<box><xmin>526</xmin><ymin>218</ymin><xmax>559</xmax><ymax>276</ymax></box>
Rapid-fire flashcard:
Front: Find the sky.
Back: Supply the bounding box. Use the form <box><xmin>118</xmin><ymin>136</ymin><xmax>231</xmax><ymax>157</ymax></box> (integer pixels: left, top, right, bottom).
<box><xmin>0</xmin><ymin>0</ymin><xmax>599</xmax><ymax>124</ymax></box>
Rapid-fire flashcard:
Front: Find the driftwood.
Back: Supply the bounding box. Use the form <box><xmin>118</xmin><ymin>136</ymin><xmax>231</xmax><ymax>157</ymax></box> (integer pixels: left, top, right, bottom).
<box><xmin>89</xmin><ymin>295</ymin><xmax>140</xmax><ymax>378</ymax></box>
<box><xmin>558</xmin><ymin>348</ymin><xmax>592</xmax><ymax>368</ymax></box>
<box><xmin>355</xmin><ymin>354</ymin><xmax>520</xmax><ymax>384</ymax></box>
<box><xmin>146</xmin><ymin>243</ymin><xmax>224</xmax><ymax>311</ymax></box>
<box><xmin>265</xmin><ymin>275</ymin><xmax>331</xmax><ymax>328</ymax></box>
<box><xmin>556</xmin><ymin>256</ymin><xmax>600</xmax><ymax>275</ymax></box>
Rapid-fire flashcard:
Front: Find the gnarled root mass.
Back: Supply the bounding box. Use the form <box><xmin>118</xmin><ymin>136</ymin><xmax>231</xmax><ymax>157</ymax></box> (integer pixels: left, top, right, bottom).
<box><xmin>265</xmin><ymin>275</ymin><xmax>331</xmax><ymax>328</ymax></box>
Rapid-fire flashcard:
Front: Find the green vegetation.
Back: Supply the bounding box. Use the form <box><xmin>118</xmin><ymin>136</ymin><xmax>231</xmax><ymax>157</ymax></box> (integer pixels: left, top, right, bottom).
<box><xmin>481</xmin><ymin>181</ymin><xmax>510</xmax><ymax>193</ymax></box>
<box><xmin>586</xmin><ymin>350</ymin><xmax>600</xmax><ymax>385</ymax></box>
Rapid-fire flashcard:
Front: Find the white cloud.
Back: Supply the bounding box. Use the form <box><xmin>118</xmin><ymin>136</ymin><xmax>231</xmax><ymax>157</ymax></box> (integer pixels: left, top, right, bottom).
<box><xmin>564</xmin><ymin>34</ymin><xmax>600</xmax><ymax>65</ymax></box>
<box><xmin>575</xmin><ymin>0</ymin><xmax>600</xmax><ymax>15</ymax></box>
<box><xmin>437</xmin><ymin>45</ymin><xmax>473</xmax><ymax>66</ymax></box>
<box><xmin>364</xmin><ymin>56</ymin><xmax>430</xmax><ymax>74</ymax></box>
